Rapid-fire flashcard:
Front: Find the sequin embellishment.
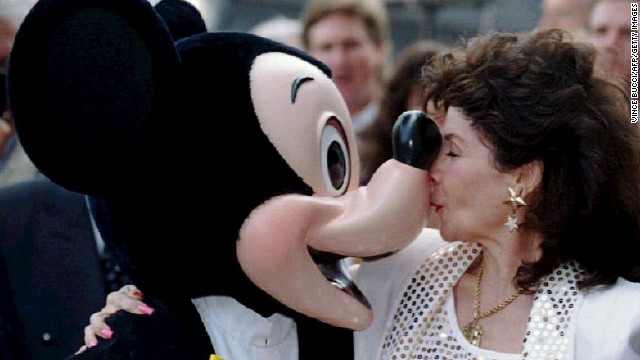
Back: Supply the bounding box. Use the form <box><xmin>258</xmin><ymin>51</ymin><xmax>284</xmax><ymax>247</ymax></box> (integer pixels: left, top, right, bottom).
<box><xmin>378</xmin><ymin>242</ymin><xmax>584</xmax><ymax>360</ymax></box>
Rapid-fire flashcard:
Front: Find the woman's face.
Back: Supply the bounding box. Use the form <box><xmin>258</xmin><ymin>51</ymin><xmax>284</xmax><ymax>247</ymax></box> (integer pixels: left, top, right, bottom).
<box><xmin>429</xmin><ymin>107</ymin><xmax>514</xmax><ymax>242</ymax></box>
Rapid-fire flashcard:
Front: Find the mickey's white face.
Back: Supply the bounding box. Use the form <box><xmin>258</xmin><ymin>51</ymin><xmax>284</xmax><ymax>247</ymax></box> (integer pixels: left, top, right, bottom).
<box><xmin>250</xmin><ymin>52</ymin><xmax>359</xmax><ymax>197</ymax></box>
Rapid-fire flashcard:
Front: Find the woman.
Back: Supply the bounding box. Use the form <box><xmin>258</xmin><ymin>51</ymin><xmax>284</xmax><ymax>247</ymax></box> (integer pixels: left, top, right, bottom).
<box><xmin>82</xmin><ymin>28</ymin><xmax>640</xmax><ymax>359</ymax></box>
<box><xmin>356</xmin><ymin>28</ymin><xmax>640</xmax><ymax>359</ymax></box>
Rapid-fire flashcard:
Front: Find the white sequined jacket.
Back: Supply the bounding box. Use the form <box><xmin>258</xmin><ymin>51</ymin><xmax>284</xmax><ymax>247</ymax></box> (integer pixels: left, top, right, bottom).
<box><xmin>354</xmin><ymin>228</ymin><xmax>640</xmax><ymax>360</ymax></box>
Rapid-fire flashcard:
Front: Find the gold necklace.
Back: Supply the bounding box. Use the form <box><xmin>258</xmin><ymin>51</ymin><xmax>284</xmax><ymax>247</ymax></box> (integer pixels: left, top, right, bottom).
<box><xmin>461</xmin><ymin>258</ymin><xmax>523</xmax><ymax>347</ymax></box>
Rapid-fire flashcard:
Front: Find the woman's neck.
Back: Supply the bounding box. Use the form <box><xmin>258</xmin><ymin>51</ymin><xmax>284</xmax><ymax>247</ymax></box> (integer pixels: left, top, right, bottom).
<box><xmin>476</xmin><ymin>233</ymin><xmax>541</xmax><ymax>297</ymax></box>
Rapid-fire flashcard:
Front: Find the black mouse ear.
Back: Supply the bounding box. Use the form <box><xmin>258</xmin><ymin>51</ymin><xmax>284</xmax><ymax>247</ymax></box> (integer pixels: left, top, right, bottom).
<box><xmin>154</xmin><ymin>0</ymin><xmax>207</xmax><ymax>41</ymax></box>
<box><xmin>8</xmin><ymin>0</ymin><xmax>180</xmax><ymax>194</ymax></box>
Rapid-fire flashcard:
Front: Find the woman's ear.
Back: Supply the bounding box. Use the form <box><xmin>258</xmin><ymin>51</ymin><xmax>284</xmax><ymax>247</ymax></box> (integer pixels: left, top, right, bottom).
<box><xmin>516</xmin><ymin>159</ymin><xmax>543</xmax><ymax>198</ymax></box>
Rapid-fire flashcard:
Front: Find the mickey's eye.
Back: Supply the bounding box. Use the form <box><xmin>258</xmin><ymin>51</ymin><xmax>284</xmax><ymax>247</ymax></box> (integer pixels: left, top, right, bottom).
<box><xmin>320</xmin><ymin>118</ymin><xmax>350</xmax><ymax>196</ymax></box>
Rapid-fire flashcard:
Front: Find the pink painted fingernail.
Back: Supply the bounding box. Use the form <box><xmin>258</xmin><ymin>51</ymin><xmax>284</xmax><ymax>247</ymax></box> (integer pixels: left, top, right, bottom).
<box><xmin>138</xmin><ymin>304</ymin><xmax>155</xmax><ymax>315</ymax></box>
<box><xmin>89</xmin><ymin>340</ymin><xmax>98</xmax><ymax>347</ymax></box>
<box><xmin>100</xmin><ymin>329</ymin><xmax>113</xmax><ymax>339</ymax></box>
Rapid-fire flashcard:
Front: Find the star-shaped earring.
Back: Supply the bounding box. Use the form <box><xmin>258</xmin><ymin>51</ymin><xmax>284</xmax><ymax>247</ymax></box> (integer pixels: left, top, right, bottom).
<box><xmin>503</xmin><ymin>187</ymin><xmax>527</xmax><ymax>233</ymax></box>
<box><xmin>505</xmin><ymin>215</ymin><xmax>519</xmax><ymax>232</ymax></box>
<box><xmin>503</xmin><ymin>187</ymin><xmax>527</xmax><ymax>212</ymax></box>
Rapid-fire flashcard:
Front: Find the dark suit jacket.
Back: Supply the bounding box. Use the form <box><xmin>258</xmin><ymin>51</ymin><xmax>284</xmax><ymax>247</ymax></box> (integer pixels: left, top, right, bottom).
<box><xmin>0</xmin><ymin>252</ymin><xmax>26</xmax><ymax>360</ymax></box>
<box><xmin>0</xmin><ymin>177</ymin><xmax>109</xmax><ymax>359</ymax></box>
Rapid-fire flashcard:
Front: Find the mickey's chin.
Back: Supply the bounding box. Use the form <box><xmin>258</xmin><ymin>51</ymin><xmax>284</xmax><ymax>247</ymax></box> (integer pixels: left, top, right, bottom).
<box><xmin>236</xmin><ymin>219</ymin><xmax>375</xmax><ymax>330</ymax></box>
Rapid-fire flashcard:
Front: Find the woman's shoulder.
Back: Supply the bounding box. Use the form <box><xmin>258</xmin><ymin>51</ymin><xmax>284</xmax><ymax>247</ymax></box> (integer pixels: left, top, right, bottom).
<box><xmin>574</xmin><ymin>278</ymin><xmax>640</xmax><ymax>359</ymax></box>
<box><xmin>578</xmin><ymin>278</ymin><xmax>640</xmax><ymax>326</ymax></box>
<box><xmin>580</xmin><ymin>278</ymin><xmax>640</xmax><ymax>321</ymax></box>
<box><xmin>582</xmin><ymin>278</ymin><xmax>640</xmax><ymax>308</ymax></box>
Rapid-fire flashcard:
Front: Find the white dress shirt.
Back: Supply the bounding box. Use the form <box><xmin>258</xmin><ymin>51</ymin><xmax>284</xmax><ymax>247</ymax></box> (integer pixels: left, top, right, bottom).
<box><xmin>192</xmin><ymin>296</ymin><xmax>299</xmax><ymax>360</ymax></box>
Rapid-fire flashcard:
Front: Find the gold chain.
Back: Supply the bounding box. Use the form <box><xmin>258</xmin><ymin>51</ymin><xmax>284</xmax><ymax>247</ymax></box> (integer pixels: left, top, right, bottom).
<box><xmin>462</xmin><ymin>256</ymin><xmax>523</xmax><ymax>346</ymax></box>
<box><xmin>473</xmin><ymin>261</ymin><xmax>523</xmax><ymax>318</ymax></box>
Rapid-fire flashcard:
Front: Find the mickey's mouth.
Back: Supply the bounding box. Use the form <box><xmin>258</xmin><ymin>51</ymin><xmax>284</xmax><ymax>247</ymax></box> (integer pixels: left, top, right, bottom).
<box><xmin>308</xmin><ymin>248</ymin><xmax>371</xmax><ymax>310</ymax></box>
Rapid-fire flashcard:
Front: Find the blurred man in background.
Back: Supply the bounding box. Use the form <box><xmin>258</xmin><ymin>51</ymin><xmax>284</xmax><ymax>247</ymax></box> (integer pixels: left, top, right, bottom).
<box><xmin>0</xmin><ymin>0</ymin><xmax>39</xmax><ymax>187</ymax></box>
<box><xmin>538</xmin><ymin>0</ymin><xmax>590</xmax><ymax>35</ymax></box>
<box><xmin>588</xmin><ymin>0</ymin><xmax>633</xmax><ymax>84</ymax></box>
<box><xmin>301</xmin><ymin>0</ymin><xmax>390</xmax><ymax>184</ymax></box>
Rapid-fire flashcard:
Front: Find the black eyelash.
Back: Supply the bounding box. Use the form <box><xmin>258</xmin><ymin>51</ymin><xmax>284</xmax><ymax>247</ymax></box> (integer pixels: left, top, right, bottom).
<box><xmin>446</xmin><ymin>151</ymin><xmax>459</xmax><ymax>158</ymax></box>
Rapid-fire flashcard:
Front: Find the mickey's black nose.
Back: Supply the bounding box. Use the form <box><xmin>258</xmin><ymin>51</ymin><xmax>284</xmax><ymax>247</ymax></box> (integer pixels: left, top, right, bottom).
<box><xmin>392</xmin><ymin>110</ymin><xmax>442</xmax><ymax>170</ymax></box>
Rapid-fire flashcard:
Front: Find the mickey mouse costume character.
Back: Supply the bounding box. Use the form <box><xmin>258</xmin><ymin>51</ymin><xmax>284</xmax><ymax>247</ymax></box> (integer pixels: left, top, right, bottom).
<box><xmin>8</xmin><ymin>0</ymin><xmax>441</xmax><ymax>359</ymax></box>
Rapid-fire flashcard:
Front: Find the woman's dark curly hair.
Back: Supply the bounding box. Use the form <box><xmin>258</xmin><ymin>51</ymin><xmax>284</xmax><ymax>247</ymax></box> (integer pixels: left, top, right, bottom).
<box><xmin>423</xmin><ymin>28</ymin><xmax>640</xmax><ymax>290</ymax></box>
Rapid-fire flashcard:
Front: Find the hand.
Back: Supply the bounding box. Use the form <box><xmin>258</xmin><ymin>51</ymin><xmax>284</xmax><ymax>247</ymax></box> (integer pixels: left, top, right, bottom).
<box><xmin>75</xmin><ymin>284</ymin><xmax>155</xmax><ymax>354</ymax></box>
